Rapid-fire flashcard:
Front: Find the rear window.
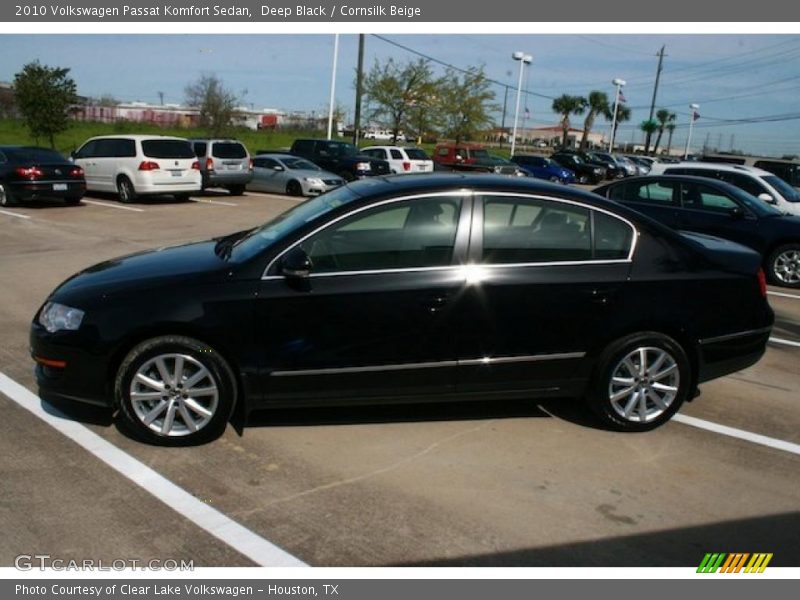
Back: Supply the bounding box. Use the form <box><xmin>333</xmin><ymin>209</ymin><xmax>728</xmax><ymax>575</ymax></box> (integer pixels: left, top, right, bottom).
<box><xmin>5</xmin><ymin>147</ymin><xmax>67</xmax><ymax>163</ymax></box>
<box><xmin>142</xmin><ymin>140</ymin><xmax>195</xmax><ymax>159</ymax></box>
<box><xmin>404</xmin><ymin>148</ymin><xmax>429</xmax><ymax>160</ymax></box>
<box><xmin>212</xmin><ymin>142</ymin><xmax>248</xmax><ymax>159</ymax></box>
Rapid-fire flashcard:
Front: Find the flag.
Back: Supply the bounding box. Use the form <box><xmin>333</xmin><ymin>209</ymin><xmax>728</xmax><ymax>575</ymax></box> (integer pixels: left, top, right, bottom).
<box><xmin>618</xmin><ymin>90</ymin><xmax>627</xmax><ymax>103</ymax></box>
<box><xmin>524</xmin><ymin>107</ymin><xmax>530</xmax><ymax>119</ymax></box>
<box><xmin>693</xmin><ymin>111</ymin><xmax>700</xmax><ymax>121</ymax></box>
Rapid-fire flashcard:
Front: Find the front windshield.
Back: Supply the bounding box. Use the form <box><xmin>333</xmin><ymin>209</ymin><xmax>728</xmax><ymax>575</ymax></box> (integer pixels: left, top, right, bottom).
<box><xmin>282</xmin><ymin>157</ymin><xmax>319</xmax><ymax>171</ymax></box>
<box><xmin>325</xmin><ymin>142</ymin><xmax>358</xmax><ymax>157</ymax></box>
<box><xmin>764</xmin><ymin>175</ymin><xmax>800</xmax><ymax>203</ymax></box>
<box><xmin>228</xmin><ymin>186</ymin><xmax>360</xmax><ymax>261</ymax></box>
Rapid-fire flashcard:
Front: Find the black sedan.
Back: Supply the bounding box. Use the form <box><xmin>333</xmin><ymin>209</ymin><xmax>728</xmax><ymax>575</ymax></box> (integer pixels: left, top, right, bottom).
<box><xmin>31</xmin><ymin>174</ymin><xmax>772</xmax><ymax>445</ymax></box>
<box><xmin>594</xmin><ymin>175</ymin><xmax>800</xmax><ymax>288</ymax></box>
<box><xmin>550</xmin><ymin>152</ymin><xmax>606</xmax><ymax>184</ymax></box>
<box><xmin>0</xmin><ymin>146</ymin><xmax>86</xmax><ymax>207</ymax></box>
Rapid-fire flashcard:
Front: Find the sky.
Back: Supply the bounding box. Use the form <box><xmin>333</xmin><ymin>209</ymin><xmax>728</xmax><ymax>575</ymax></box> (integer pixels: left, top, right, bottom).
<box><xmin>1</xmin><ymin>34</ymin><xmax>799</xmax><ymax>156</ymax></box>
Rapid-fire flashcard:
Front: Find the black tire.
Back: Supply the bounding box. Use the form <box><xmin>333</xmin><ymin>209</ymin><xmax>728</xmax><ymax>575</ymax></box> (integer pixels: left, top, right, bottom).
<box><xmin>227</xmin><ymin>184</ymin><xmax>245</xmax><ymax>196</ymax></box>
<box><xmin>585</xmin><ymin>332</ymin><xmax>691</xmax><ymax>432</ymax></box>
<box><xmin>578</xmin><ymin>174</ymin><xmax>589</xmax><ymax>185</ymax></box>
<box><xmin>766</xmin><ymin>243</ymin><xmax>800</xmax><ymax>288</ymax></box>
<box><xmin>117</xmin><ymin>176</ymin><xmax>137</xmax><ymax>204</ymax></box>
<box><xmin>0</xmin><ymin>183</ymin><xmax>17</xmax><ymax>207</ymax></box>
<box><xmin>173</xmin><ymin>193</ymin><xmax>192</xmax><ymax>202</ymax></box>
<box><xmin>285</xmin><ymin>180</ymin><xmax>304</xmax><ymax>197</ymax></box>
<box><xmin>115</xmin><ymin>335</ymin><xmax>236</xmax><ymax>446</ymax></box>
<box><xmin>64</xmin><ymin>196</ymin><xmax>82</xmax><ymax>206</ymax></box>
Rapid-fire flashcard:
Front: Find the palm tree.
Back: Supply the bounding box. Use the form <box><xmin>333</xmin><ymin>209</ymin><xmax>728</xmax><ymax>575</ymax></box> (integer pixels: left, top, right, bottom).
<box><xmin>610</xmin><ymin>104</ymin><xmax>631</xmax><ymax>148</ymax></box>
<box><xmin>579</xmin><ymin>91</ymin><xmax>612</xmax><ymax>151</ymax></box>
<box><xmin>640</xmin><ymin>119</ymin><xmax>659</xmax><ymax>155</ymax></box>
<box><xmin>552</xmin><ymin>94</ymin><xmax>587</xmax><ymax>149</ymax></box>
<box><xmin>665</xmin><ymin>121</ymin><xmax>677</xmax><ymax>154</ymax></box>
<box><xmin>652</xmin><ymin>109</ymin><xmax>676</xmax><ymax>155</ymax></box>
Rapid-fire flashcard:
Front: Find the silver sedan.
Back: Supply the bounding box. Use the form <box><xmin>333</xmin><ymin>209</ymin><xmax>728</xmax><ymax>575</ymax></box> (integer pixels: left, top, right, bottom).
<box><xmin>248</xmin><ymin>154</ymin><xmax>344</xmax><ymax>197</ymax></box>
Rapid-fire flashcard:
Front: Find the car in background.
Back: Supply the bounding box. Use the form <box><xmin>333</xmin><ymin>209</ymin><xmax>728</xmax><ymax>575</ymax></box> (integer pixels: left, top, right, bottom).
<box><xmin>616</xmin><ymin>155</ymin><xmax>646</xmax><ymax>176</ymax></box>
<box><xmin>649</xmin><ymin>161</ymin><xmax>800</xmax><ymax>217</ymax></box>
<box><xmin>290</xmin><ymin>139</ymin><xmax>390</xmax><ymax>181</ymax></box>
<box><xmin>558</xmin><ymin>150</ymin><xmax>622</xmax><ymax>180</ymax></box>
<box><xmin>625</xmin><ymin>155</ymin><xmax>653</xmax><ymax>174</ymax></box>
<box><xmin>594</xmin><ymin>175</ymin><xmax>800</xmax><ymax>288</ymax></box>
<box><xmin>700</xmin><ymin>154</ymin><xmax>800</xmax><ymax>190</ymax></box>
<box><xmin>249</xmin><ymin>154</ymin><xmax>344</xmax><ymax>197</ymax></box>
<box><xmin>432</xmin><ymin>143</ymin><xmax>519</xmax><ymax>175</ymax></box>
<box><xmin>30</xmin><ymin>173</ymin><xmax>772</xmax><ymax>445</ymax></box>
<box><xmin>592</xmin><ymin>151</ymin><xmax>636</xmax><ymax>177</ymax></box>
<box><xmin>510</xmin><ymin>154</ymin><xmax>575</xmax><ymax>184</ymax></box>
<box><xmin>0</xmin><ymin>146</ymin><xmax>85</xmax><ymax>207</ymax></box>
<box><xmin>550</xmin><ymin>152</ymin><xmax>606</xmax><ymax>184</ymax></box>
<box><xmin>72</xmin><ymin>135</ymin><xmax>201</xmax><ymax>203</ymax></box>
<box><xmin>361</xmin><ymin>146</ymin><xmax>434</xmax><ymax>174</ymax></box>
<box><xmin>190</xmin><ymin>139</ymin><xmax>253</xmax><ymax>196</ymax></box>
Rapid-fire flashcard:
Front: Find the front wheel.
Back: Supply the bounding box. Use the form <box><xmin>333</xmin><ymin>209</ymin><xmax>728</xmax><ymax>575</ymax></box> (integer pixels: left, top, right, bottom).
<box><xmin>767</xmin><ymin>244</ymin><xmax>800</xmax><ymax>288</ymax></box>
<box><xmin>286</xmin><ymin>180</ymin><xmax>304</xmax><ymax>197</ymax></box>
<box><xmin>586</xmin><ymin>332</ymin><xmax>691</xmax><ymax>432</ymax></box>
<box><xmin>0</xmin><ymin>183</ymin><xmax>16</xmax><ymax>207</ymax></box>
<box><xmin>115</xmin><ymin>335</ymin><xmax>236</xmax><ymax>446</ymax></box>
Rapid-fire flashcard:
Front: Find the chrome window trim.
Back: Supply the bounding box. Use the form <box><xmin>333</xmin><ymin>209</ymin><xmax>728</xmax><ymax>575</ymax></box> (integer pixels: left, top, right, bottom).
<box><xmin>270</xmin><ymin>352</ymin><xmax>586</xmax><ymax>377</ymax></box>
<box><xmin>698</xmin><ymin>326</ymin><xmax>772</xmax><ymax>345</ymax></box>
<box><xmin>261</xmin><ymin>190</ymin><xmax>473</xmax><ymax>279</ymax></box>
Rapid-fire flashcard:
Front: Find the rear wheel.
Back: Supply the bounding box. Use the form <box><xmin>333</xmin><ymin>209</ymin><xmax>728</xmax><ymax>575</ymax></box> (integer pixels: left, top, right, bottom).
<box><xmin>586</xmin><ymin>332</ymin><xmax>690</xmax><ymax>432</ymax></box>
<box><xmin>173</xmin><ymin>193</ymin><xmax>192</xmax><ymax>202</ymax></box>
<box><xmin>0</xmin><ymin>183</ymin><xmax>17</xmax><ymax>207</ymax></box>
<box><xmin>227</xmin><ymin>184</ymin><xmax>245</xmax><ymax>196</ymax></box>
<box><xmin>578</xmin><ymin>174</ymin><xmax>589</xmax><ymax>184</ymax></box>
<box><xmin>767</xmin><ymin>244</ymin><xmax>800</xmax><ymax>288</ymax></box>
<box><xmin>286</xmin><ymin>180</ymin><xmax>303</xmax><ymax>197</ymax></box>
<box><xmin>116</xmin><ymin>335</ymin><xmax>236</xmax><ymax>446</ymax></box>
<box><xmin>117</xmin><ymin>176</ymin><xmax>136</xmax><ymax>204</ymax></box>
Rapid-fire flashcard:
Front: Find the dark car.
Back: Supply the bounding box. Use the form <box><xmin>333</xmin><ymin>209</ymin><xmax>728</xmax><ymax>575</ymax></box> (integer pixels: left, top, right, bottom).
<box><xmin>511</xmin><ymin>155</ymin><xmax>576</xmax><ymax>184</ymax></box>
<box><xmin>0</xmin><ymin>146</ymin><xmax>86</xmax><ymax>207</ymax></box>
<box><xmin>290</xmin><ymin>139</ymin><xmax>390</xmax><ymax>181</ymax></box>
<box><xmin>551</xmin><ymin>152</ymin><xmax>606</xmax><ymax>184</ymax></box>
<box><xmin>595</xmin><ymin>175</ymin><xmax>800</xmax><ymax>288</ymax></box>
<box><xmin>31</xmin><ymin>174</ymin><xmax>772</xmax><ymax>445</ymax></box>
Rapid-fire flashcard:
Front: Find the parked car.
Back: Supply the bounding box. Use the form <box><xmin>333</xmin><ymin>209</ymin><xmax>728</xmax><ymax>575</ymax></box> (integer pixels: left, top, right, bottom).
<box><xmin>550</xmin><ymin>152</ymin><xmax>606</xmax><ymax>184</ymax></box>
<box><xmin>649</xmin><ymin>161</ymin><xmax>800</xmax><ymax>217</ymax></box>
<box><xmin>624</xmin><ymin>155</ymin><xmax>653</xmax><ymax>174</ymax></box>
<box><xmin>432</xmin><ymin>143</ymin><xmax>519</xmax><ymax>175</ymax></box>
<box><xmin>700</xmin><ymin>154</ymin><xmax>800</xmax><ymax>190</ymax></box>
<box><xmin>510</xmin><ymin>154</ymin><xmax>576</xmax><ymax>184</ymax></box>
<box><xmin>0</xmin><ymin>146</ymin><xmax>85</xmax><ymax>207</ymax></box>
<box><xmin>289</xmin><ymin>139</ymin><xmax>390</xmax><ymax>181</ymax></box>
<box><xmin>72</xmin><ymin>135</ymin><xmax>201</xmax><ymax>203</ymax></box>
<box><xmin>190</xmin><ymin>139</ymin><xmax>253</xmax><ymax>196</ymax></box>
<box><xmin>616</xmin><ymin>155</ymin><xmax>645</xmax><ymax>176</ymax></box>
<box><xmin>361</xmin><ymin>146</ymin><xmax>434</xmax><ymax>174</ymax></box>
<box><xmin>249</xmin><ymin>154</ymin><xmax>344</xmax><ymax>197</ymax></box>
<box><xmin>595</xmin><ymin>174</ymin><xmax>800</xmax><ymax>288</ymax></box>
<box><xmin>593</xmin><ymin>152</ymin><xmax>636</xmax><ymax>177</ymax></box>
<box><xmin>578</xmin><ymin>151</ymin><xmax>626</xmax><ymax>179</ymax></box>
<box><xmin>31</xmin><ymin>174</ymin><xmax>772</xmax><ymax>445</ymax></box>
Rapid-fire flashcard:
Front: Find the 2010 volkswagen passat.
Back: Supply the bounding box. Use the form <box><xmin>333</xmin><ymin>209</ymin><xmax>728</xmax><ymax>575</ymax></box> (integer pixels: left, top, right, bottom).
<box><xmin>30</xmin><ymin>174</ymin><xmax>774</xmax><ymax>445</ymax></box>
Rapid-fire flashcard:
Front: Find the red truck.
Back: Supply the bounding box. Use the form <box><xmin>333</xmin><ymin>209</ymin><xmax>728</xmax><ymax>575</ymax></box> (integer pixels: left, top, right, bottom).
<box><xmin>433</xmin><ymin>143</ymin><xmax>521</xmax><ymax>175</ymax></box>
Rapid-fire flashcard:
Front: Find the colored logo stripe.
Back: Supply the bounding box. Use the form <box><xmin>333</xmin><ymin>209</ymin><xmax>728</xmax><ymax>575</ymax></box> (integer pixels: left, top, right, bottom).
<box><xmin>697</xmin><ymin>553</ymin><xmax>773</xmax><ymax>573</ymax></box>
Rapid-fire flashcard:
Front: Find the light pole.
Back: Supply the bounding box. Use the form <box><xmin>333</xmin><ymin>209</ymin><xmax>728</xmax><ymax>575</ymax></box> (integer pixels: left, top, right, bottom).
<box><xmin>326</xmin><ymin>33</ymin><xmax>340</xmax><ymax>140</ymax></box>
<box><xmin>510</xmin><ymin>52</ymin><xmax>532</xmax><ymax>157</ymax></box>
<box><xmin>608</xmin><ymin>78</ymin><xmax>626</xmax><ymax>152</ymax></box>
<box><xmin>684</xmin><ymin>103</ymin><xmax>700</xmax><ymax>159</ymax></box>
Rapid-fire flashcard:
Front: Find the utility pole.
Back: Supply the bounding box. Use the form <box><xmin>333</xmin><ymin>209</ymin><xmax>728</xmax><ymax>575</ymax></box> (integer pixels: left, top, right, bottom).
<box><xmin>645</xmin><ymin>45</ymin><xmax>666</xmax><ymax>155</ymax></box>
<box><xmin>499</xmin><ymin>85</ymin><xmax>509</xmax><ymax>149</ymax></box>
<box><xmin>703</xmin><ymin>132</ymin><xmax>711</xmax><ymax>154</ymax></box>
<box><xmin>352</xmin><ymin>34</ymin><xmax>365</xmax><ymax>146</ymax></box>
<box><xmin>158</xmin><ymin>91</ymin><xmax>164</xmax><ymax>106</ymax></box>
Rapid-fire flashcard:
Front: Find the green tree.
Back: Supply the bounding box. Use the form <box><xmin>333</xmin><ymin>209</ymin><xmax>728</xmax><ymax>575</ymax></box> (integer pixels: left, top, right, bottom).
<box><xmin>610</xmin><ymin>103</ymin><xmax>631</xmax><ymax>147</ymax></box>
<box><xmin>438</xmin><ymin>66</ymin><xmax>497</xmax><ymax>144</ymax></box>
<box><xmin>185</xmin><ymin>74</ymin><xmax>240</xmax><ymax>137</ymax></box>
<box><xmin>363</xmin><ymin>58</ymin><xmax>437</xmax><ymax>143</ymax></box>
<box><xmin>552</xmin><ymin>94</ymin><xmax>588</xmax><ymax>149</ymax></box>
<box><xmin>665</xmin><ymin>120</ymin><xmax>677</xmax><ymax>154</ymax></box>
<box><xmin>13</xmin><ymin>61</ymin><xmax>77</xmax><ymax>148</ymax></box>
<box><xmin>640</xmin><ymin>119</ymin><xmax>659</xmax><ymax>155</ymax></box>
<box><xmin>579</xmin><ymin>91</ymin><xmax>612</xmax><ymax>151</ymax></box>
<box><xmin>652</xmin><ymin>109</ymin><xmax>676</xmax><ymax>155</ymax></box>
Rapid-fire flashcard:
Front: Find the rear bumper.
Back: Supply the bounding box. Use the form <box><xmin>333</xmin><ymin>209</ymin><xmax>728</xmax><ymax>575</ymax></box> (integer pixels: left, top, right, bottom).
<box><xmin>697</xmin><ymin>326</ymin><xmax>772</xmax><ymax>383</ymax></box>
<box><xmin>10</xmin><ymin>181</ymin><xmax>85</xmax><ymax>201</ymax></box>
<box><xmin>203</xmin><ymin>171</ymin><xmax>253</xmax><ymax>187</ymax></box>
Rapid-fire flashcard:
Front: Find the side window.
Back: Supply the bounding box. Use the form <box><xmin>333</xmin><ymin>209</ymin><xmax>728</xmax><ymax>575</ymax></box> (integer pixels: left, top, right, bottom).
<box><xmin>594</xmin><ymin>211</ymin><xmax>634</xmax><ymax>260</ymax></box>
<box><xmin>115</xmin><ymin>139</ymin><xmax>136</xmax><ymax>158</ymax></box>
<box><xmin>722</xmin><ymin>173</ymin><xmax>767</xmax><ymax>197</ymax></box>
<box><xmin>680</xmin><ymin>183</ymin><xmax>738</xmax><ymax>212</ymax></box>
<box><xmin>255</xmin><ymin>158</ymin><xmax>277</xmax><ymax>169</ymax></box>
<box><xmin>299</xmin><ymin>197</ymin><xmax>462</xmax><ymax>273</ymax></box>
<box><xmin>624</xmin><ymin>181</ymin><xmax>677</xmax><ymax>205</ymax></box>
<box><xmin>293</xmin><ymin>140</ymin><xmax>313</xmax><ymax>155</ymax></box>
<box><xmin>606</xmin><ymin>183</ymin><xmax>626</xmax><ymax>201</ymax></box>
<box><xmin>93</xmin><ymin>139</ymin><xmax>117</xmax><ymax>158</ymax></box>
<box><xmin>482</xmin><ymin>196</ymin><xmax>591</xmax><ymax>264</ymax></box>
<box><xmin>390</xmin><ymin>149</ymin><xmax>403</xmax><ymax>160</ymax></box>
<box><xmin>75</xmin><ymin>140</ymin><xmax>98</xmax><ymax>159</ymax></box>
<box><xmin>437</xmin><ymin>147</ymin><xmax>449</xmax><ymax>157</ymax></box>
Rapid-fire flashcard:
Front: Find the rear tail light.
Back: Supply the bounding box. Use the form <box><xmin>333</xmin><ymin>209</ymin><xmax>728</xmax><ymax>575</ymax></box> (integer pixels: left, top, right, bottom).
<box><xmin>138</xmin><ymin>161</ymin><xmax>160</xmax><ymax>171</ymax></box>
<box><xmin>69</xmin><ymin>166</ymin><xmax>84</xmax><ymax>177</ymax></box>
<box><xmin>206</xmin><ymin>157</ymin><xmax>215</xmax><ymax>172</ymax></box>
<box><xmin>402</xmin><ymin>161</ymin><xmax>411</xmax><ymax>172</ymax></box>
<box><xmin>757</xmin><ymin>268</ymin><xmax>767</xmax><ymax>298</ymax></box>
<box><xmin>249</xmin><ymin>158</ymin><xmax>254</xmax><ymax>171</ymax></box>
<box><xmin>15</xmin><ymin>166</ymin><xmax>43</xmax><ymax>179</ymax></box>
<box><xmin>191</xmin><ymin>160</ymin><xmax>200</xmax><ymax>170</ymax></box>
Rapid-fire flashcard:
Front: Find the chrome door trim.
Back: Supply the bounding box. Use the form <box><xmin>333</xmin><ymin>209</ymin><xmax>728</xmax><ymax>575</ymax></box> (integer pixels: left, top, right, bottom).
<box><xmin>698</xmin><ymin>326</ymin><xmax>772</xmax><ymax>345</ymax></box>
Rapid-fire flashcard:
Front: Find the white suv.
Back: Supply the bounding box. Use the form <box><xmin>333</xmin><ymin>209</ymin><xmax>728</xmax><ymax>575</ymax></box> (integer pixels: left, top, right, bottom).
<box><xmin>361</xmin><ymin>146</ymin><xmax>434</xmax><ymax>174</ymax></box>
<box><xmin>649</xmin><ymin>161</ymin><xmax>800</xmax><ymax>216</ymax></box>
<box><xmin>72</xmin><ymin>135</ymin><xmax>202</xmax><ymax>202</ymax></box>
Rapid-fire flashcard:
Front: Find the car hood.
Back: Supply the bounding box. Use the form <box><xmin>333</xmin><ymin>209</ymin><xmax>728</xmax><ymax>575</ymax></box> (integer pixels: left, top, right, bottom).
<box><xmin>50</xmin><ymin>239</ymin><xmax>231</xmax><ymax>304</ymax></box>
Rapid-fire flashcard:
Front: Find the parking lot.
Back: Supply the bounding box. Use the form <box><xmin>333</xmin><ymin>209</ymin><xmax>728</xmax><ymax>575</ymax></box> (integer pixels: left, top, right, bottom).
<box><xmin>1</xmin><ymin>189</ymin><xmax>799</xmax><ymax>568</ymax></box>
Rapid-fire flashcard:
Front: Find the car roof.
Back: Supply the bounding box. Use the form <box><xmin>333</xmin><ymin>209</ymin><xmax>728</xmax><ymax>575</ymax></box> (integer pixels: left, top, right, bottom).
<box><xmin>660</xmin><ymin>161</ymin><xmax>773</xmax><ymax>177</ymax></box>
<box><xmin>188</xmin><ymin>138</ymin><xmax>245</xmax><ymax>143</ymax></box>
<box><xmin>595</xmin><ymin>174</ymin><xmax>747</xmax><ymax>195</ymax></box>
<box><xmin>83</xmin><ymin>134</ymin><xmax>191</xmax><ymax>142</ymax></box>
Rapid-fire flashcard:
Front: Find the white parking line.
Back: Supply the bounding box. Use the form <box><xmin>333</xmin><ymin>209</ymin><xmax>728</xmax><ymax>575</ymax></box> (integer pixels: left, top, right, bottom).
<box><xmin>674</xmin><ymin>414</ymin><xmax>800</xmax><ymax>457</ymax></box>
<box><xmin>82</xmin><ymin>199</ymin><xmax>145</xmax><ymax>213</ymax></box>
<box><xmin>768</xmin><ymin>290</ymin><xmax>800</xmax><ymax>300</ymax></box>
<box><xmin>188</xmin><ymin>198</ymin><xmax>238</xmax><ymax>207</ymax></box>
<box><xmin>769</xmin><ymin>337</ymin><xmax>800</xmax><ymax>349</ymax></box>
<box><xmin>0</xmin><ymin>209</ymin><xmax>31</xmax><ymax>219</ymax></box>
<box><xmin>0</xmin><ymin>372</ymin><xmax>307</xmax><ymax>568</ymax></box>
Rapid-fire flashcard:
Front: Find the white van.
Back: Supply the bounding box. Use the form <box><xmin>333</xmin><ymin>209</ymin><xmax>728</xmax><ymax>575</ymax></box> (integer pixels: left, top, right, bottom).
<box><xmin>361</xmin><ymin>146</ymin><xmax>434</xmax><ymax>174</ymax></box>
<box><xmin>649</xmin><ymin>161</ymin><xmax>800</xmax><ymax>216</ymax></box>
<box><xmin>73</xmin><ymin>135</ymin><xmax>202</xmax><ymax>202</ymax></box>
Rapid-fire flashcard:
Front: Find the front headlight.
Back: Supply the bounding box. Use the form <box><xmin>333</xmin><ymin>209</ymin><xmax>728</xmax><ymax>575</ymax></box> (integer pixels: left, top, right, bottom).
<box><xmin>39</xmin><ymin>302</ymin><xmax>85</xmax><ymax>333</ymax></box>
<box><xmin>355</xmin><ymin>162</ymin><xmax>371</xmax><ymax>171</ymax></box>
<box><xmin>304</xmin><ymin>177</ymin><xmax>324</xmax><ymax>186</ymax></box>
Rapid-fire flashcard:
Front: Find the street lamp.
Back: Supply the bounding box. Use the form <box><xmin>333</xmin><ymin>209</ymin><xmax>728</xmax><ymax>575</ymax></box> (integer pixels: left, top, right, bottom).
<box><xmin>326</xmin><ymin>33</ymin><xmax>340</xmax><ymax>140</ymax></box>
<box><xmin>607</xmin><ymin>78</ymin><xmax>626</xmax><ymax>152</ymax></box>
<box><xmin>684</xmin><ymin>103</ymin><xmax>700</xmax><ymax>160</ymax></box>
<box><xmin>510</xmin><ymin>51</ymin><xmax>532</xmax><ymax>157</ymax></box>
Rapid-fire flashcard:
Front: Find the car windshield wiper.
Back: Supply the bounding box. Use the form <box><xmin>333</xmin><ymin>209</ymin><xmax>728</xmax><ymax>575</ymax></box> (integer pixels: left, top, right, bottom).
<box><xmin>213</xmin><ymin>229</ymin><xmax>253</xmax><ymax>260</ymax></box>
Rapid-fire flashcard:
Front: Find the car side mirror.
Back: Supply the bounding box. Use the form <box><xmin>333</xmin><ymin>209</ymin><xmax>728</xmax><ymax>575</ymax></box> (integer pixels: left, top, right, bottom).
<box><xmin>282</xmin><ymin>247</ymin><xmax>313</xmax><ymax>279</ymax></box>
<box><xmin>758</xmin><ymin>192</ymin><xmax>776</xmax><ymax>205</ymax></box>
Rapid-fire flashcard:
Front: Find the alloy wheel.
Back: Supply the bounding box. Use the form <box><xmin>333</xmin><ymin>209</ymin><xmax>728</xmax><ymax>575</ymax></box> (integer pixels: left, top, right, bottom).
<box><xmin>773</xmin><ymin>249</ymin><xmax>800</xmax><ymax>285</ymax></box>
<box><xmin>608</xmin><ymin>346</ymin><xmax>680</xmax><ymax>423</ymax></box>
